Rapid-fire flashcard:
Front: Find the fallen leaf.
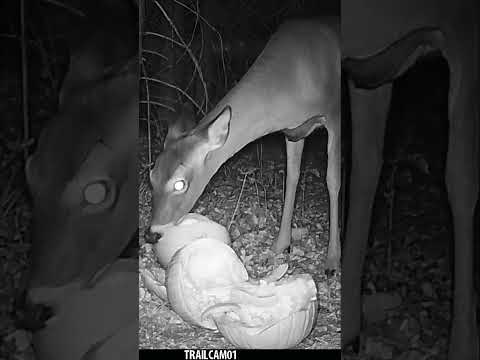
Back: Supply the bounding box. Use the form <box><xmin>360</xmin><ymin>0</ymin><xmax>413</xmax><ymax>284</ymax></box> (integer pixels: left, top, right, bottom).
<box><xmin>292</xmin><ymin>227</ymin><xmax>308</xmax><ymax>241</ymax></box>
<box><xmin>141</xmin><ymin>270</ymin><xmax>168</xmax><ymax>301</ymax></box>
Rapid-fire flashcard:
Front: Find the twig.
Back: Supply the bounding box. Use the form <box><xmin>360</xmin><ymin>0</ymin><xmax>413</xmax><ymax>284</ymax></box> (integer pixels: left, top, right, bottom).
<box><xmin>142</xmin><ymin>49</ymin><xmax>168</xmax><ymax>62</ymax></box>
<box><xmin>155</xmin><ymin>1</ymin><xmax>209</xmax><ymax>110</ymax></box>
<box><xmin>141</xmin><ymin>76</ymin><xmax>202</xmax><ymax>114</ymax></box>
<box><xmin>228</xmin><ymin>169</ymin><xmax>255</xmax><ymax>231</ymax></box>
<box><xmin>143</xmin><ymin>31</ymin><xmax>184</xmax><ymax>47</ymax></box>
<box><xmin>141</xmin><ymin>60</ymin><xmax>153</xmax><ymax>168</ymax></box>
<box><xmin>173</xmin><ymin>0</ymin><xmax>228</xmax><ymax>90</ymax></box>
<box><xmin>139</xmin><ymin>100</ymin><xmax>175</xmax><ymax>111</ymax></box>
<box><xmin>256</xmin><ymin>142</ymin><xmax>263</xmax><ymax>182</ymax></box>
<box><xmin>40</xmin><ymin>0</ymin><xmax>85</xmax><ymax>17</ymax></box>
<box><xmin>254</xmin><ymin>177</ymin><xmax>260</xmax><ymax>205</ymax></box>
<box><xmin>20</xmin><ymin>0</ymin><xmax>29</xmax><ymax>162</ymax></box>
<box><xmin>302</xmin><ymin>170</ymin><xmax>306</xmax><ymax>218</ymax></box>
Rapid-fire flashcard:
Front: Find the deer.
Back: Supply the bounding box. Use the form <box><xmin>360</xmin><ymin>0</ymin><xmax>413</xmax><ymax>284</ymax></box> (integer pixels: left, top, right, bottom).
<box><xmin>150</xmin><ymin>18</ymin><xmax>342</xmax><ymax>271</ymax></box>
<box><xmin>341</xmin><ymin>1</ymin><xmax>478</xmax><ymax>359</ymax></box>
<box><xmin>23</xmin><ymin>1</ymin><xmax>139</xmax><ymax>358</ymax></box>
<box><xmin>25</xmin><ymin>0</ymin><xmax>138</xmax><ymax>300</ymax></box>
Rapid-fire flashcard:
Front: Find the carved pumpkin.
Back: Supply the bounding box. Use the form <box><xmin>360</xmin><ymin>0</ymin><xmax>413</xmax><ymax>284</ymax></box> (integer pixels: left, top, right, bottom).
<box><xmin>166</xmin><ymin>238</ymin><xmax>249</xmax><ymax>329</ymax></box>
<box><xmin>203</xmin><ymin>274</ymin><xmax>318</xmax><ymax>349</ymax></box>
<box><xmin>153</xmin><ymin>213</ymin><xmax>230</xmax><ymax>268</ymax></box>
<box><xmin>165</xmin><ymin>233</ymin><xmax>318</xmax><ymax>348</ymax></box>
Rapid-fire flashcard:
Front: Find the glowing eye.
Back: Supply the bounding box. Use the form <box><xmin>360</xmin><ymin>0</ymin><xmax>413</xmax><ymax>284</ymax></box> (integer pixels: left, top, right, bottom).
<box><xmin>173</xmin><ymin>179</ymin><xmax>186</xmax><ymax>192</ymax></box>
<box><xmin>84</xmin><ymin>182</ymin><xmax>107</xmax><ymax>204</ymax></box>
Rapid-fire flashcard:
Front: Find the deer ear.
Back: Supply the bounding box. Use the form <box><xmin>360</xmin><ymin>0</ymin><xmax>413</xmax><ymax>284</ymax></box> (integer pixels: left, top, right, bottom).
<box><xmin>164</xmin><ymin>103</ymin><xmax>197</xmax><ymax>148</ymax></box>
<box><xmin>205</xmin><ymin>106</ymin><xmax>231</xmax><ymax>151</ymax></box>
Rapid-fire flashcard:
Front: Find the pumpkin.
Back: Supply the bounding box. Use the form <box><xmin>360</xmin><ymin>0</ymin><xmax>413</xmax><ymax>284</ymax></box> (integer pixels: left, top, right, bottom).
<box><xmin>163</xmin><ymin>219</ymin><xmax>318</xmax><ymax>348</ymax></box>
<box><xmin>153</xmin><ymin>213</ymin><xmax>230</xmax><ymax>268</ymax></box>
<box><xmin>202</xmin><ymin>274</ymin><xmax>318</xmax><ymax>349</ymax></box>
<box><xmin>166</xmin><ymin>238</ymin><xmax>249</xmax><ymax>329</ymax></box>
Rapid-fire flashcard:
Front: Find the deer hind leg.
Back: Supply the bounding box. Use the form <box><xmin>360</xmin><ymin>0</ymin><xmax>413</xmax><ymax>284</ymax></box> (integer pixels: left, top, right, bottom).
<box><xmin>445</xmin><ymin>51</ymin><xmax>479</xmax><ymax>360</ymax></box>
<box><xmin>342</xmin><ymin>83</ymin><xmax>391</xmax><ymax>347</ymax></box>
<box><xmin>325</xmin><ymin>117</ymin><xmax>341</xmax><ymax>273</ymax></box>
<box><xmin>272</xmin><ymin>138</ymin><xmax>305</xmax><ymax>253</ymax></box>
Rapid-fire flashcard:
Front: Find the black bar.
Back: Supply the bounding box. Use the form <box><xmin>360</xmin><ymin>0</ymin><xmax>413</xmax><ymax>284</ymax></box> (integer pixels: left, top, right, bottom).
<box><xmin>140</xmin><ymin>349</ymin><xmax>341</xmax><ymax>360</ymax></box>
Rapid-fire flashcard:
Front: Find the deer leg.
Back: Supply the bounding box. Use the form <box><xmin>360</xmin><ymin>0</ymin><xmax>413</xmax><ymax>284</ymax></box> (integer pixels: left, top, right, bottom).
<box><xmin>446</xmin><ymin>53</ymin><xmax>478</xmax><ymax>360</ymax></box>
<box><xmin>272</xmin><ymin>138</ymin><xmax>304</xmax><ymax>253</ymax></box>
<box><xmin>325</xmin><ymin>118</ymin><xmax>341</xmax><ymax>272</ymax></box>
<box><xmin>342</xmin><ymin>83</ymin><xmax>391</xmax><ymax>347</ymax></box>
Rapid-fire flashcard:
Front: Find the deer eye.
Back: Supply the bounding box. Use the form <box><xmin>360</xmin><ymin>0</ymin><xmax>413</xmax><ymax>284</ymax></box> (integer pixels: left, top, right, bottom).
<box><xmin>84</xmin><ymin>181</ymin><xmax>108</xmax><ymax>204</ymax></box>
<box><xmin>173</xmin><ymin>179</ymin><xmax>187</xmax><ymax>192</ymax></box>
<box><xmin>81</xmin><ymin>179</ymin><xmax>117</xmax><ymax>214</ymax></box>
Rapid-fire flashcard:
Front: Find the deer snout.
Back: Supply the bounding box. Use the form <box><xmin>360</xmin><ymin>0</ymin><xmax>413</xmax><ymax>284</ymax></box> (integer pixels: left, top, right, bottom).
<box><xmin>149</xmin><ymin>213</ymin><xmax>189</xmax><ymax>244</ymax></box>
<box><xmin>150</xmin><ymin>221</ymin><xmax>172</xmax><ymax>234</ymax></box>
<box><xmin>20</xmin><ymin>281</ymin><xmax>82</xmax><ymax>331</ymax></box>
<box><xmin>150</xmin><ymin>213</ymin><xmax>187</xmax><ymax>233</ymax></box>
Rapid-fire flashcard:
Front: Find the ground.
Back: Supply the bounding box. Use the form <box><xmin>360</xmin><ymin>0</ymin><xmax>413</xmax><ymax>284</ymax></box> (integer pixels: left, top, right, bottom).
<box><xmin>343</xmin><ymin>155</ymin><xmax>454</xmax><ymax>359</ymax></box>
<box><xmin>343</xmin><ymin>56</ymin><xmax>455</xmax><ymax>359</ymax></box>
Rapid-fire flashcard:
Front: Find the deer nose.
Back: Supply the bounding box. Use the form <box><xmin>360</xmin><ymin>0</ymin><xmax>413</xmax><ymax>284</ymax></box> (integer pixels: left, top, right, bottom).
<box><xmin>150</xmin><ymin>223</ymin><xmax>169</xmax><ymax>234</ymax></box>
<box><xmin>18</xmin><ymin>299</ymin><xmax>54</xmax><ymax>332</ymax></box>
<box><xmin>145</xmin><ymin>228</ymin><xmax>163</xmax><ymax>245</ymax></box>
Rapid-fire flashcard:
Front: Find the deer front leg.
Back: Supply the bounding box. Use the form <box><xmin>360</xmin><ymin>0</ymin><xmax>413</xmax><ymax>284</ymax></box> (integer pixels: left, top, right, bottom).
<box><xmin>325</xmin><ymin>119</ymin><xmax>341</xmax><ymax>273</ymax></box>
<box><xmin>342</xmin><ymin>83</ymin><xmax>391</xmax><ymax>347</ymax></box>
<box><xmin>446</xmin><ymin>56</ymin><xmax>479</xmax><ymax>360</ymax></box>
<box><xmin>272</xmin><ymin>138</ymin><xmax>304</xmax><ymax>253</ymax></box>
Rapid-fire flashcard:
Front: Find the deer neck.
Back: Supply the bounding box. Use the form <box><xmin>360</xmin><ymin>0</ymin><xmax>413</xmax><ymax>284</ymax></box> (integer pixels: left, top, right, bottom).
<box><xmin>200</xmin><ymin>77</ymin><xmax>286</xmax><ymax>178</ymax></box>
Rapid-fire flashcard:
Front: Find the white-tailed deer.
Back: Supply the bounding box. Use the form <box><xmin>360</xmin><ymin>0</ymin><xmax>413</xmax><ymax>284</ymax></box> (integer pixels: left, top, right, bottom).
<box><xmin>24</xmin><ymin>3</ymin><xmax>138</xmax><ymax>359</ymax></box>
<box><xmin>341</xmin><ymin>1</ymin><xmax>478</xmax><ymax>359</ymax></box>
<box><xmin>25</xmin><ymin>0</ymin><xmax>138</xmax><ymax>302</ymax></box>
<box><xmin>150</xmin><ymin>19</ymin><xmax>341</xmax><ymax>270</ymax></box>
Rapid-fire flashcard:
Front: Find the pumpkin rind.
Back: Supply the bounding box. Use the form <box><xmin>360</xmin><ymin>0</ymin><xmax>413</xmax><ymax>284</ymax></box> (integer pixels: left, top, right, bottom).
<box><xmin>207</xmin><ymin>274</ymin><xmax>318</xmax><ymax>349</ymax></box>
<box><xmin>162</xmin><ymin>218</ymin><xmax>318</xmax><ymax>348</ymax></box>
<box><xmin>166</xmin><ymin>238</ymin><xmax>248</xmax><ymax>329</ymax></box>
<box><xmin>215</xmin><ymin>302</ymin><xmax>317</xmax><ymax>348</ymax></box>
<box><xmin>154</xmin><ymin>213</ymin><xmax>231</xmax><ymax>268</ymax></box>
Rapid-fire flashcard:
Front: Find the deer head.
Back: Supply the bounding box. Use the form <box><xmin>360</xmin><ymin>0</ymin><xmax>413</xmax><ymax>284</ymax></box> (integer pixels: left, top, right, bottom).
<box><xmin>149</xmin><ymin>106</ymin><xmax>232</xmax><ymax>233</ymax></box>
<box><xmin>25</xmin><ymin>0</ymin><xmax>138</xmax><ymax>300</ymax></box>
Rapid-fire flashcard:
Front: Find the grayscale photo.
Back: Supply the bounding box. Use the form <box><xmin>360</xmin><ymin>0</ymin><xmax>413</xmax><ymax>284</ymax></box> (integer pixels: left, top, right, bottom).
<box><xmin>138</xmin><ymin>0</ymin><xmax>341</xmax><ymax>352</ymax></box>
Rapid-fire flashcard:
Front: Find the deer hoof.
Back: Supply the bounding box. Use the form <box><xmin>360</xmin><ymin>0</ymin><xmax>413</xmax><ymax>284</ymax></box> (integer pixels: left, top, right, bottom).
<box><xmin>324</xmin><ymin>256</ymin><xmax>340</xmax><ymax>276</ymax></box>
<box><xmin>271</xmin><ymin>243</ymin><xmax>291</xmax><ymax>254</ymax></box>
<box><xmin>342</xmin><ymin>335</ymin><xmax>361</xmax><ymax>354</ymax></box>
<box><xmin>324</xmin><ymin>268</ymin><xmax>336</xmax><ymax>277</ymax></box>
